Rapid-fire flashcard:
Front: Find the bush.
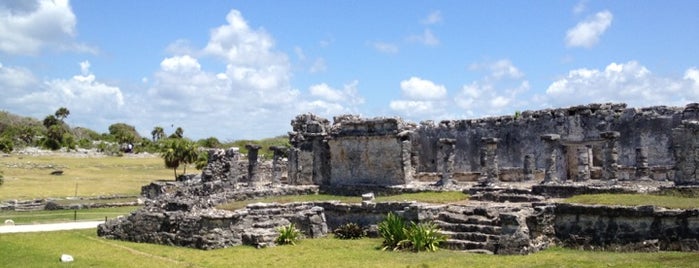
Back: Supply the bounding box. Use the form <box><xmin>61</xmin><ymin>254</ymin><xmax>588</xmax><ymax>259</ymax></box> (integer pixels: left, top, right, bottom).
<box><xmin>0</xmin><ymin>171</ymin><xmax>4</xmax><ymax>186</ymax></box>
<box><xmin>378</xmin><ymin>212</ymin><xmax>408</xmax><ymax>251</ymax></box>
<box><xmin>378</xmin><ymin>212</ymin><xmax>445</xmax><ymax>252</ymax></box>
<box><xmin>400</xmin><ymin>222</ymin><xmax>446</xmax><ymax>252</ymax></box>
<box><xmin>0</xmin><ymin>137</ymin><xmax>13</xmax><ymax>153</ymax></box>
<box><xmin>276</xmin><ymin>223</ymin><xmax>301</xmax><ymax>245</ymax></box>
<box><xmin>333</xmin><ymin>223</ymin><xmax>365</xmax><ymax>240</ymax></box>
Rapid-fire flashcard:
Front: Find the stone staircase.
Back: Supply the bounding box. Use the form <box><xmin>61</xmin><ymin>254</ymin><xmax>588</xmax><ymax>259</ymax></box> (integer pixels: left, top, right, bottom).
<box><xmin>435</xmin><ymin>205</ymin><xmax>502</xmax><ymax>253</ymax></box>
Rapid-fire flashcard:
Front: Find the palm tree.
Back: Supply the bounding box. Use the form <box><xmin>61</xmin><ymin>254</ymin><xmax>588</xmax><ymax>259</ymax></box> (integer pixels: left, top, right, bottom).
<box><xmin>151</xmin><ymin>126</ymin><xmax>165</xmax><ymax>142</ymax></box>
<box><xmin>55</xmin><ymin>107</ymin><xmax>70</xmax><ymax>122</ymax></box>
<box><xmin>160</xmin><ymin>138</ymin><xmax>199</xmax><ymax>179</ymax></box>
<box><xmin>162</xmin><ymin>146</ymin><xmax>179</xmax><ymax>179</ymax></box>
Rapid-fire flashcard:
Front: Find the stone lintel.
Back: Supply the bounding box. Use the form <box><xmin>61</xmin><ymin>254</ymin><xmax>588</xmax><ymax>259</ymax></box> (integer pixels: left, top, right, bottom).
<box><xmin>481</xmin><ymin>137</ymin><xmax>500</xmax><ymax>144</ymax></box>
<box><xmin>245</xmin><ymin>144</ymin><xmax>262</xmax><ymax>150</ymax></box>
<box><xmin>540</xmin><ymin>134</ymin><xmax>561</xmax><ymax>142</ymax></box>
<box><xmin>600</xmin><ymin>131</ymin><xmax>621</xmax><ymax>139</ymax></box>
<box><xmin>439</xmin><ymin>138</ymin><xmax>457</xmax><ymax>145</ymax></box>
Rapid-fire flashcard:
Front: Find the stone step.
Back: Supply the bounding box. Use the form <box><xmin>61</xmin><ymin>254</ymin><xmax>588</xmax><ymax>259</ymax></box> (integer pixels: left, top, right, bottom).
<box><xmin>437</xmin><ymin>212</ymin><xmax>499</xmax><ymax>226</ymax></box>
<box><xmin>445</xmin><ymin>206</ymin><xmax>498</xmax><ymax>218</ymax></box>
<box><xmin>470</xmin><ymin>192</ymin><xmax>546</xmax><ymax>203</ymax></box>
<box><xmin>439</xmin><ymin>230</ymin><xmax>499</xmax><ymax>243</ymax></box>
<box><xmin>434</xmin><ymin>220</ymin><xmax>502</xmax><ymax>235</ymax></box>
<box><xmin>441</xmin><ymin>239</ymin><xmax>495</xmax><ymax>252</ymax></box>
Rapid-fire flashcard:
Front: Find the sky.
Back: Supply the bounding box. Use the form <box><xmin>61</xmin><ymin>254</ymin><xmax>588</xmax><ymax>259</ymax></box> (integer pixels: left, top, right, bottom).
<box><xmin>1</xmin><ymin>0</ymin><xmax>698</xmax><ymax>140</ymax></box>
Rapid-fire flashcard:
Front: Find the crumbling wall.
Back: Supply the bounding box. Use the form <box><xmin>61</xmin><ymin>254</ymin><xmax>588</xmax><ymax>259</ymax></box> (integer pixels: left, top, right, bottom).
<box><xmin>415</xmin><ymin>103</ymin><xmax>687</xmax><ymax>181</ymax></box>
<box><xmin>288</xmin><ymin>114</ymin><xmax>331</xmax><ymax>185</ymax></box>
<box><xmin>554</xmin><ymin>203</ymin><xmax>699</xmax><ymax>251</ymax></box>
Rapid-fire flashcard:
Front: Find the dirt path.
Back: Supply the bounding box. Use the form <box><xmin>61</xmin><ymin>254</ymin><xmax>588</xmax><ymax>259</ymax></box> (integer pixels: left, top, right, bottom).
<box><xmin>0</xmin><ymin>221</ymin><xmax>103</xmax><ymax>234</ymax></box>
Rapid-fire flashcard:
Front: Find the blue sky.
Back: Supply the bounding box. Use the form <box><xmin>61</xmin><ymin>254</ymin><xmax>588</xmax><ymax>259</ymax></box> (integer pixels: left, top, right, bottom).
<box><xmin>1</xmin><ymin>0</ymin><xmax>698</xmax><ymax>140</ymax></box>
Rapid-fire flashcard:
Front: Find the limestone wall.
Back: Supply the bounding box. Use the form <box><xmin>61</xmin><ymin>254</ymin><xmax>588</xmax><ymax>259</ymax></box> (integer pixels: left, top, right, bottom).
<box><xmin>414</xmin><ymin>104</ymin><xmax>687</xmax><ymax>181</ymax></box>
<box><xmin>554</xmin><ymin>203</ymin><xmax>699</xmax><ymax>251</ymax></box>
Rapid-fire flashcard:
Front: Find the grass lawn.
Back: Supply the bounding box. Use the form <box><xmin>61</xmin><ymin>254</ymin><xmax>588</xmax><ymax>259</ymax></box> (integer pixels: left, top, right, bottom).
<box><xmin>0</xmin><ymin>206</ymin><xmax>140</xmax><ymax>225</ymax></box>
<box><xmin>0</xmin><ymin>154</ymin><xmax>174</xmax><ymax>200</ymax></box>
<box><xmin>0</xmin><ymin>229</ymin><xmax>697</xmax><ymax>268</ymax></box>
<box><xmin>218</xmin><ymin>191</ymin><xmax>469</xmax><ymax>211</ymax></box>
<box><xmin>563</xmin><ymin>193</ymin><xmax>699</xmax><ymax>209</ymax></box>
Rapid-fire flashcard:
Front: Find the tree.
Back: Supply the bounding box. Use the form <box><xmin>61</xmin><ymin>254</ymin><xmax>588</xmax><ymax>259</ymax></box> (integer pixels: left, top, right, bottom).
<box><xmin>160</xmin><ymin>138</ymin><xmax>199</xmax><ymax>179</ymax></box>
<box><xmin>197</xmin><ymin>137</ymin><xmax>221</xmax><ymax>148</ymax></box>
<box><xmin>54</xmin><ymin>107</ymin><xmax>70</xmax><ymax>122</ymax></box>
<box><xmin>169</xmin><ymin>127</ymin><xmax>184</xmax><ymax>139</ymax></box>
<box><xmin>43</xmin><ymin>115</ymin><xmax>59</xmax><ymax>129</ymax></box>
<box><xmin>108</xmin><ymin>123</ymin><xmax>141</xmax><ymax>143</ymax></box>
<box><xmin>151</xmin><ymin>126</ymin><xmax>165</xmax><ymax>142</ymax></box>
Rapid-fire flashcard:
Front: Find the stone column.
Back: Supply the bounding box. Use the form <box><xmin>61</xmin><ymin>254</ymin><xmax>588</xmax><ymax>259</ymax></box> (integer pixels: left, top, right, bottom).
<box><xmin>601</xmin><ymin>131</ymin><xmax>620</xmax><ymax>181</ymax></box>
<box><xmin>523</xmin><ymin>154</ymin><xmax>535</xmax><ymax>181</ymax></box>
<box><xmin>540</xmin><ymin>134</ymin><xmax>560</xmax><ymax>184</ymax></box>
<box><xmin>635</xmin><ymin>147</ymin><xmax>650</xmax><ymax>180</ymax></box>
<box><xmin>576</xmin><ymin>146</ymin><xmax>591</xmax><ymax>182</ymax></box>
<box><xmin>436</xmin><ymin>138</ymin><xmax>456</xmax><ymax>187</ymax></box>
<box><xmin>287</xmin><ymin>147</ymin><xmax>299</xmax><ymax>185</ymax></box>
<box><xmin>245</xmin><ymin>144</ymin><xmax>262</xmax><ymax>187</ymax></box>
<box><xmin>672</xmin><ymin>120</ymin><xmax>699</xmax><ymax>185</ymax></box>
<box><xmin>400</xmin><ymin>139</ymin><xmax>413</xmax><ymax>184</ymax></box>
<box><xmin>479</xmin><ymin>137</ymin><xmax>499</xmax><ymax>187</ymax></box>
<box><xmin>269</xmin><ymin>146</ymin><xmax>287</xmax><ymax>186</ymax></box>
<box><xmin>225</xmin><ymin>147</ymin><xmax>240</xmax><ymax>188</ymax></box>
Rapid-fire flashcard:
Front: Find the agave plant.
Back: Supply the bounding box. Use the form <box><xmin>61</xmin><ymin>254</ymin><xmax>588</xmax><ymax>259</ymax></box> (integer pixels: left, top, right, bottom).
<box><xmin>400</xmin><ymin>222</ymin><xmax>446</xmax><ymax>252</ymax></box>
<box><xmin>275</xmin><ymin>223</ymin><xmax>301</xmax><ymax>246</ymax></box>
<box><xmin>333</xmin><ymin>222</ymin><xmax>366</xmax><ymax>239</ymax></box>
<box><xmin>378</xmin><ymin>212</ymin><xmax>408</xmax><ymax>251</ymax></box>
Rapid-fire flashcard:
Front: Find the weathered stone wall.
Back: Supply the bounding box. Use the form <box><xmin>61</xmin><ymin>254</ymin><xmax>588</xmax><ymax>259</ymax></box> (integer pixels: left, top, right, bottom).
<box><xmin>673</xmin><ymin>120</ymin><xmax>699</xmax><ymax>185</ymax></box>
<box><xmin>554</xmin><ymin>203</ymin><xmax>699</xmax><ymax>251</ymax></box>
<box><xmin>328</xmin><ymin>136</ymin><xmax>406</xmax><ymax>185</ymax></box>
<box><xmin>327</xmin><ymin>116</ymin><xmax>413</xmax><ymax>186</ymax></box>
<box><xmin>415</xmin><ymin>104</ymin><xmax>685</xmax><ymax>179</ymax></box>
<box><xmin>288</xmin><ymin>114</ymin><xmax>331</xmax><ymax>185</ymax></box>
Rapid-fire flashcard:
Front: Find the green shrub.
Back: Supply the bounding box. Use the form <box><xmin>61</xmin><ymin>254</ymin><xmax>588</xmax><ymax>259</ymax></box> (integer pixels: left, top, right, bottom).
<box><xmin>378</xmin><ymin>212</ymin><xmax>408</xmax><ymax>251</ymax></box>
<box><xmin>0</xmin><ymin>137</ymin><xmax>13</xmax><ymax>153</ymax></box>
<box><xmin>0</xmin><ymin>171</ymin><xmax>4</xmax><ymax>186</ymax></box>
<box><xmin>333</xmin><ymin>223</ymin><xmax>365</xmax><ymax>240</ymax></box>
<box><xmin>379</xmin><ymin>213</ymin><xmax>445</xmax><ymax>252</ymax></box>
<box><xmin>276</xmin><ymin>223</ymin><xmax>301</xmax><ymax>245</ymax></box>
<box><xmin>400</xmin><ymin>222</ymin><xmax>446</xmax><ymax>252</ymax></box>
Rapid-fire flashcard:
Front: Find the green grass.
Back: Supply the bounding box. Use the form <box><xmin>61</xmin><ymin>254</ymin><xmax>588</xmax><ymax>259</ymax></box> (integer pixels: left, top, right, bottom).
<box><xmin>218</xmin><ymin>191</ymin><xmax>469</xmax><ymax>211</ymax></box>
<box><xmin>0</xmin><ymin>206</ymin><xmax>140</xmax><ymax>224</ymax></box>
<box><xmin>0</xmin><ymin>154</ymin><xmax>173</xmax><ymax>200</ymax></box>
<box><xmin>0</xmin><ymin>229</ymin><xmax>697</xmax><ymax>268</ymax></box>
<box><xmin>563</xmin><ymin>193</ymin><xmax>699</xmax><ymax>209</ymax></box>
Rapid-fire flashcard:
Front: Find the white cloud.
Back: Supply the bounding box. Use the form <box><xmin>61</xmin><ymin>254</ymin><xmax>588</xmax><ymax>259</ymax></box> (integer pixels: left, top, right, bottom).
<box><xmin>0</xmin><ymin>0</ymin><xmax>95</xmax><ymax>55</ymax></box>
<box><xmin>456</xmin><ymin>60</ymin><xmax>530</xmax><ymax>117</ymax></box>
<box><xmin>421</xmin><ymin>11</ymin><xmax>442</xmax><ymax>25</ymax></box>
<box><xmin>390</xmin><ymin>77</ymin><xmax>448</xmax><ymax>118</ymax></box>
<box><xmin>301</xmin><ymin>81</ymin><xmax>364</xmax><ymax>116</ymax></box>
<box><xmin>400</xmin><ymin>77</ymin><xmax>447</xmax><ymax>100</ymax></box>
<box><xmin>309</xmin><ymin>58</ymin><xmax>327</xmax><ymax>73</ymax></box>
<box><xmin>159</xmin><ymin>55</ymin><xmax>201</xmax><ymax>73</ymax></box>
<box><xmin>544</xmin><ymin>61</ymin><xmax>699</xmax><ymax>107</ymax></box>
<box><xmin>566</xmin><ymin>10</ymin><xmax>613</xmax><ymax>48</ymax></box>
<box><xmin>371</xmin><ymin>41</ymin><xmax>399</xmax><ymax>54</ymax></box>
<box><xmin>469</xmin><ymin>59</ymin><xmax>524</xmax><ymax>79</ymax></box>
<box><xmin>408</xmin><ymin>29</ymin><xmax>439</xmax><ymax>46</ymax></box>
<box><xmin>0</xmin><ymin>61</ymin><xmax>125</xmax><ymax>125</ymax></box>
<box><xmin>573</xmin><ymin>0</ymin><xmax>587</xmax><ymax>14</ymax></box>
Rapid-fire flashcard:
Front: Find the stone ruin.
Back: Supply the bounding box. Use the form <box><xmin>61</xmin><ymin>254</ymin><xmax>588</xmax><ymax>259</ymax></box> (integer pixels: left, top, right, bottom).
<box><xmin>98</xmin><ymin>103</ymin><xmax>699</xmax><ymax>254</ymax></box>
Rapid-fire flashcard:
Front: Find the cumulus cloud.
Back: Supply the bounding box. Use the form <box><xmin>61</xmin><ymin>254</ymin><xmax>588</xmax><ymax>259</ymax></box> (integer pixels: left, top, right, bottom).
<box><xmin>408</xmin><ymin>29</ymin><xmax>439</xmax><ymax>46</ymax></box>
<box><xmin>390</xmin><ymin>77</ymin><xmax>448</xmax><ymax>118</ymax></box>
<box><xmin>544</xmin><ymin>61</ymin><xmax>699</xmax><ymax>107</ymax></box>
<box><xmin>421</xmin><ymin>11</ymin><xmax>442</xmax><ymax>25</ymax></box>
<box><xmin>370</xmin><ymin>41</ymin><xmax>399</xmax><ymax>54</ymax></box>
<box><xmin>302</xmin><ymin>81</ymin><xmax>364</xmax><ymax>116</ymax></box>
<box><xmin>566</xmin><ymin>10</ymin><xmax>613</xmax><ymax>48</ymax></box>
<box><xmin>0</xmin><ymin>0</ymin><xmax>95</xmax><ymax>55</ymax></box>
<box><xmin>309</xmin><ymin>58</ymin><xmax>327</xmax><ymax>73</ymax></box>
<box><xmin>400</xmin><ymin>77</ymin><xmax>447</xmax><ymax>100</ymax></box>
<box><xmin>456</xmin><ymin>60</ymin><xmax>530</xmax><ymax>117</ymax></box>
<box><xmin>0</xmin><ymin>61</ymin><xmax>124</xmax><ymax>125</ymax></box>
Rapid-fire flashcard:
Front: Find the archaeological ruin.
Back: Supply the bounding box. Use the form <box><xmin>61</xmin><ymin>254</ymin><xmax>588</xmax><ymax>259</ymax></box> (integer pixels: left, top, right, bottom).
<box><xmin>98</xmin><ymin>103</ymin><xmax>699</xmax><ymax>254</ymax></box>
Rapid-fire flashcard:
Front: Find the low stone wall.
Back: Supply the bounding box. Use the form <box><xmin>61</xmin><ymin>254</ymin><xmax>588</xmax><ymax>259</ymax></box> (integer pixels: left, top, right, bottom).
<box><xmin>554</xmin><ymin>203</ymin><xmax>699</xmax><ymax>251</ymax></box>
